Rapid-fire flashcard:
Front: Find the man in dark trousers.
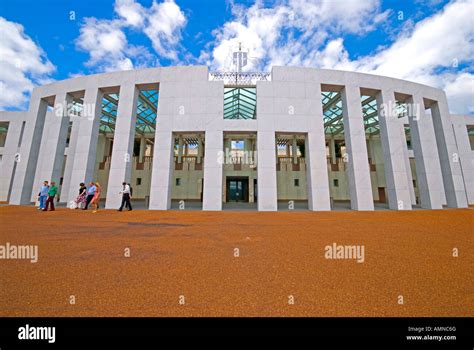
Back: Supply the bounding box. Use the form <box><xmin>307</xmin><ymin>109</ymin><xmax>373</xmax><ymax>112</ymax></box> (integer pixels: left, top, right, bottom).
<box><xmin>43</xmin><ymin>181</ymin><xmax>58</xmax><ymax>211</ymax></box>
<box><xmin>118</xmin><ymin>182</ymin><xmax>132</xmax><ymax>211</ymax></box>
<box><xmin>83</xmin><ymin>182</ymin><xmax>96</xmax><ymax>210</ymax></box>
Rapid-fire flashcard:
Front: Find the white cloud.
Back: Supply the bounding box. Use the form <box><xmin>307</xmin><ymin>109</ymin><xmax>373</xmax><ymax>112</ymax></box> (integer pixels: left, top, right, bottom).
<box><xmin>76</xmin><ymin>18</ymin><xmax>129</xmax><ymax>69</ymax></box>
<box><xmin>144</xmin><ymin>0</ymin><xmax>187</xmax><ymax>60</ymax></box>
<box><xmin>444</xmin><ymin>73</ymin><xmax>474</xmax><ymax>114</ymax></box>
<box><xmin>204</xmin><ymin>0</ymin><xmax>389</xmax><ymax>71</ymax></box>
<box><xmin>115</xmin><ymin>0</ymin><xmax>145</xmax><ymax>27</ymax></box>
<box><xmin>205</xmin><ymin>0</ymin><xmax>473</xmax><ymax>113</ymax></box>
<box><xmin>76</xmin><ymin>0</ymin><xmax>187</xmax><ymax>72</ymax></box>
<box><xmin>302</xmin><ymin>0</ymin><xmax>474</xmax><ymax>114</ymax></box>
<box><xmin>75</xmin><ymin>16</ymin><xmax>154</xmax><ymax>73</ymax></box>
<box><xmin>5</xmin><ymin>0</ymin><xmax>470</xmax><ymax>115</ymax></box>
<box><xmin>349</xmin><ymin>0</ymin><xmax>474</xmax><ymax>80</ymax></box>
<box><xmin>288</xmin><ymin>0</ymin><xmax>389</xmax><ymax>34</ymax></box>
<box><xmin>0</xmin><ymin>17</ymin><xmax>55</xmax><ymax>109</ymax></box>
<box><xmin>337</xmin><ymin>0</ymin><xmax>474</xmax><ymax>113</ymax></box>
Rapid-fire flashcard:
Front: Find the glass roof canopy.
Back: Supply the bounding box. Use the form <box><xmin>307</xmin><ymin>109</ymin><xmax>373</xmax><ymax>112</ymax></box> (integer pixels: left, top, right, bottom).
<box><xmin>99</xmin><ymin>93</ymin><xmax>118</xmax><ymax>133</ymax></box>
<box><xmin>86</xmin><ymin>89</ymin><xmax>159</xmax><ymax>135</ymax></box>
<box><xmin>222</xmin><ymin>87</ymin><xmax>401</xmax><ymax>133</ymax></box>
<box><xmin>0</xmin><ymin>122</ymin><xmax>8</xmax><ymax>133</ymax></box>
<box><xmin>67</xmin><ymin>86</ymin><xmax>442</xmax><ymax>138</ymax></box>
<box><xmin>322</xmin><ymin>92</ymin><xmax>380</xmax><ymax>135</ymax></box>
<box><xmin>135</xmin><ymin>90</ymin><xmax>158</xmax><ymax>134</ymax></box>
<box><xmin>467</xmin><ymin>125</ymin><xmax>474</xmax><ymax>136</ymax></box>
<box><xmin>224</xmin><ymin>87</ymin><xmax>257</xmax><ymax>119</ymax></box>
<box><xmin>321</xmin><ymin>92</ymin><xmax>413</xmax><ymax>136</ymax></box>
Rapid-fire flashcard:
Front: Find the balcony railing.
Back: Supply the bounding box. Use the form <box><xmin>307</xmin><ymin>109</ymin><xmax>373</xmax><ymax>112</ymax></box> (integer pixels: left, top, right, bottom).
<box><xmin>99</xmin><ymin>156</ymin><xmax>153</xmax><ymax>171</ymax></box>
<box><xmin>174</xmin><ymin>156</ymin><xmax>203</xmax><ymax>171</ymax></box>
<box><xmin>326</xmin><ymin>157</ymin><xmax>376</xmax><ymax>172</ymax></box>
<box><xmin>209</xmin><ymin>71</ymin><xmax>271</xmax><ymax>86</ymax></box>
<box><xmin>327</xmin><ymin>158</ymin><xmax>347</xmax><ymax>172</ymax></box>
<box><xmin>277</xmin><ymin>157</ymin><xmax>306</xmax><ymax>171</ymax></box>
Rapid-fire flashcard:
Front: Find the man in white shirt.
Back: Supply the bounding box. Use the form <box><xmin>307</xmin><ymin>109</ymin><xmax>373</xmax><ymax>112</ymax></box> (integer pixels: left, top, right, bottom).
<box><xmin>118</xmin><ymin>182</ymin><xmax>132</xmax><ymax>211</ymax></box>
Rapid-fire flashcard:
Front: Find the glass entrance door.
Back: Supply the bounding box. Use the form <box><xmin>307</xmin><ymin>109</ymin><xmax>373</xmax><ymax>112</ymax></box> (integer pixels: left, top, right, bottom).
<box><xmin>227</xmin><ymin>177</ymin><xmax>248</xmax><ymax>202</ymax></box>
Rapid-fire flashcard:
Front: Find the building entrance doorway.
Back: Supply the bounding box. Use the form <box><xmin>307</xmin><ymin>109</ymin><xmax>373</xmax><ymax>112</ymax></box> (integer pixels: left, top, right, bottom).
<box><xmin>226</xmin><ymin>177</ymin><xmax>249</xmax><ymax>202</ymax></box>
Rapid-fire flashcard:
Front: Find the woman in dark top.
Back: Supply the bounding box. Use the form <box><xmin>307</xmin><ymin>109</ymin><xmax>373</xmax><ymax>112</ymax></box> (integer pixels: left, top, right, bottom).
<box><xmin>74</xmin><ymin>183</ymin><xmax>87</xmax><ymax>209</ymax></box>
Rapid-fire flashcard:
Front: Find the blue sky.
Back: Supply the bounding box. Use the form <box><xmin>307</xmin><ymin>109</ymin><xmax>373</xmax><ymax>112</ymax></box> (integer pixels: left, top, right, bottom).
<box><xmin>0</xmin><ymin>0</ymin><xmax>472</xmax><ymax>112</ymax></box>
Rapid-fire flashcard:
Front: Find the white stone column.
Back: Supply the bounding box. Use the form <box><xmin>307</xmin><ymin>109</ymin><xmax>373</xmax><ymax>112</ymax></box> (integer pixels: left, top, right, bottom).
<box><xmin>139</xmin><ymin>135</ymin><xmax>145</xmax><ymax>163</ymax></box>
<box><xmin>306</xmin><ymin>133</ymin><xmax>331</xmax><ymax>211</ymax></box>
<box><xmin>29</xmin><ymin>109</ymin><xmax>53</xmax><ymax>201</ymax></box>
<box><xmin>408</xmin><ymin>94</ymin><xmax>444</xmax><ymax>209</ymax></box>
<box><xmin>9</xmin><ymin>92</ymin><xmax>49</xmax><ymax>205</ymax></box>
<box><xmin>197</xmin><ymin>135</ymin><xmax>203</xmax><ymax>163</ymax></box>
<box><xmin>0</xmin><ymin>119</ymin><xmax>23</xmax><ymax>201</ymax></box>
<box><xmin>341</xmin><ymin>85</ymin><xmax>374</xmax><ymax>210</ymax></box>
<box><xmin>105</xmin><ymin>83</ymin><xmax>139</xmax><ymax>209</ymax></box>
<box><xmin>399</xmin><ymin>121</ymin><xmax>416</xmax><ymax>205</ymax></box>
<box><xmin>451</xmin><ymin>116</ymin><xmax>474</xmax><ymax>204</ymax></box>
<box><xmin>249</xmin><ymin>176</ymin><xmax>254</xmax><ymax>203</ymax></box>
<box><xmin>430</xmin><ymin>97</ymin><xmax>468</xmax><ymax>208</ymax></box>
<box><xmin>60</xmin><ymin>117</ymin><xmax>80</xmax><ymax>203</ymax></box>
<box><xmin>177</xmin><ymin>135</ymin><xmax>183</xmax><ymax>163</ymax></box>
<box><xmin>330</xmin><ymin>138</ymin><xmax>336</xmax><ymax>164</ymax></box>
<box><xmin>376</xmin><ymin>90</ymin><xmax>412</xmax><ymax>210</ymax></box>
<box><xmin>31</xmin><ymin>92</ymin><xmax>72</xmax><ymax>201</ymax></box>
<box><xmin>366</xmin><ymin>137</ymin><xmax>372</xmax><ymax>163</ymax></box>
<box><xmin>103</xmin><ymin>137</ymin><xmax>111</xmax><ymax>157</ymax></box>
<box><xmin>292</xmin><ymin>136</ymin><xmax>298</xmax><ymax>164</ymax></box>
<box><xmin>67</xmin><ymin>87</ymin><xmax>103</xmax><ymax>203</ymax></box>
<box><xmin>275</xmin><ymin>139</ymin><xmax>279</xmax><ymax>161</ymax></box>
<box><xmin>149</xmin><ymin>130</ymin><xmax>174</xmax><ymax>210</ymax></box>
<box><xmin>257</xmin><ymin>130</ymin><xmax>278</xmax><ymax>211</ymax></box>
<box><xmin>202</xmin><ymin>130</ymin><xmax>223</xmax><ymax>210</ymax></box>
<box><xmin>306</xmin><ymin>83</ymin><xmax>331</xmax><ymax>211</ymax></box>
<box><xmin>94</xmin><ymin>134</ymin><xmax>106</xmax><ymax>181</ymax></box>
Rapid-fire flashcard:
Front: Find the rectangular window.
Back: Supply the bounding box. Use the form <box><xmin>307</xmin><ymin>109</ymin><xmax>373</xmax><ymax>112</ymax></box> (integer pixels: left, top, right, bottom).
<box><xmin>133</xmin><ymin>139</ymin><xmax>140</xmax><ymax>157</ymax></box>
<box><xmin>294</xmin><ymin>179</ymin><xmax>299</xmax><ymax>187</ymax></box>
<box><xmin>335</xmin><ymin>141</ymin><xmax>345</xmax><ymax>158</ymax></box>
<box><xmin>176</xmin><ymin>178</ymin><xmax>181</xmax><ymax>186</ymax></box>
<box><xmin>404</xmin><ymin>124</ymin><xmax>412</xmax><ymax>150</ymax></box>
<box><xmin>174</xmin><ymin>142</ymin><xmax>179</xmax><ymax>156</ymax></box>
<box><xmin>136</xmin><ymin>178</ymin><xmax>142</xmax><ymax>186</ymax></box>
<box><xmin>231</xmin><ymin>140</ymin><xmax>244</xmax><ymax>150</ymax></box>
<box><xmin>413</xmin><ymin>179</ymin><xmax>416</xmax><ymax>188</ymax></box>
<box><xmin>230</xmin><ymin>140</ymin><xmax>245</xmax><ymax>160</ymax></box>
<box><xmin>333</xmin><ymin>179</ymin><xmax>339</xmax><ymax>187</ymax></box>
<box><xmin>66</xmin><ymin>121</ymin><xmax>73</xmax><ymax>147</ymax></box>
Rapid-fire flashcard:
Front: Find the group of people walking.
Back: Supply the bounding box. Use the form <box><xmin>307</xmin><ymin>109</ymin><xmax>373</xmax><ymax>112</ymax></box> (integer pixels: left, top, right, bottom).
<box><xmin>37</xmin><ymin>180</ymin><xmax>58</xmax><ymax>211</ymax></box>
<box><xmin>74</xmin><ymin>182</ymin><xmax>101</xmax><ymax>212</ymax></box>
<box><xmin>37</xmin><ymin>181</ymin><xmax>132</xmax><ymax>213</ymax></box>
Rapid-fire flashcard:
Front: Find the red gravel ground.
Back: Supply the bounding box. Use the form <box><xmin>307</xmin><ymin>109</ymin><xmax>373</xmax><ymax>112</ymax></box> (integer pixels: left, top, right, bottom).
<box><xmin>0</xmin><ymin>206</ymin><xmax>472</xmax><ymax>317</ymax></box>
